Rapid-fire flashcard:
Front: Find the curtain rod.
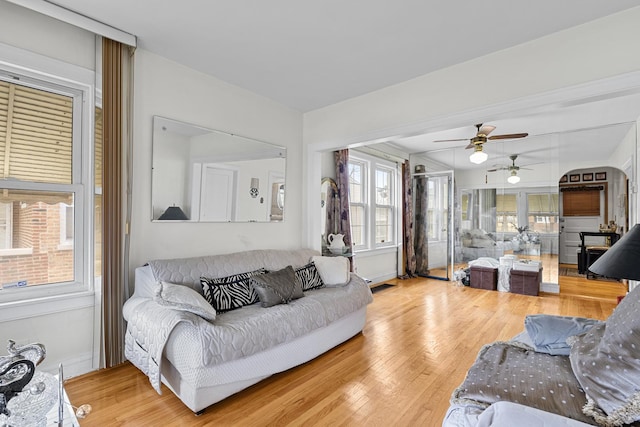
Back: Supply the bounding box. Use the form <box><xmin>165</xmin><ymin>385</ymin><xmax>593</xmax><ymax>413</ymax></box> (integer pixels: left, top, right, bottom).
<box><xmin>7</xmin><ymin>0</ymin><xmax>137</xmax><ymax>47</ymax></box>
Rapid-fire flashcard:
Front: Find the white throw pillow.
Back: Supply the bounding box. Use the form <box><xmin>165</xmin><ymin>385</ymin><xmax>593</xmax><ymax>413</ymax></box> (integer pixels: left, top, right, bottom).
<box><xmin>311</xmin><ymin>256</ymin><xmax>350</xmax><ymax>287</ymax></box>
<box><xmin>155</xmin><ymin>281</ymin><xmax>216</xmax><ymax>321</ymax></box>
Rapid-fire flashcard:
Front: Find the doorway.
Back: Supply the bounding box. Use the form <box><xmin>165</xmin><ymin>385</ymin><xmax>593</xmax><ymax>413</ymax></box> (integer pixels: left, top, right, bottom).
<box><xmin>415</xmin><ymin>170</ymin><xmax>454</xmax><ymax>280</ymax></box>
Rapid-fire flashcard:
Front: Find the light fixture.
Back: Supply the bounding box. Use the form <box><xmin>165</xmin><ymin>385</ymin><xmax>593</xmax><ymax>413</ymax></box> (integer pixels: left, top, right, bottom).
<box><xmin>589</xmin><ymin>223</ymin><xmax>640</xmax><ymax>282</ymax></box>
<box><xmin>158</xmin><ymin>205</ymin><xmax>188</xmax><ymax>220</ymax></box>
<box><xmin>250</xmin><ymin>178</ymin><xmax>259</xmax><ymax>198</ymax></box>
<box><xmin>469</xmin><ymin>147</ymin><xmax>488</xmax><ymax>164</ymax></box>
<box><xmin>507</xmin><ymin>170</ymin><xmax>520</xmax><ymax>184</ymax></box>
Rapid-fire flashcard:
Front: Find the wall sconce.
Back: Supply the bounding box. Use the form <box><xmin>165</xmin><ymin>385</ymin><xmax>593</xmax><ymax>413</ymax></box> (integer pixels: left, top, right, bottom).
<box><xmin>158</xmin><ymin>205</ymin><xmax>188</xmax><ymax>220</ymax></box>
<box><xmin>250</xmin><ymin>178</ymin><xmax>259</xmax><ymax>198</ymax></box>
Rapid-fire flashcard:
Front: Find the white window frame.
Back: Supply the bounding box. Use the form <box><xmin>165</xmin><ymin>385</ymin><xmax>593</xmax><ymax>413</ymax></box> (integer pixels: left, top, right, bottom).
<box><xmin>0</xmin><ymin>43</ymin><xmax>94</xmax><ymax>306</ymax></box>
<box><xmin>349</xmin><ymin>153</ymin><xmax>398</xmax><ymax>253</ymax></box>
<box><xmin>348</xmin><ymin>158</ymin><xmax>368</xmax><ymax>250</ymax></box>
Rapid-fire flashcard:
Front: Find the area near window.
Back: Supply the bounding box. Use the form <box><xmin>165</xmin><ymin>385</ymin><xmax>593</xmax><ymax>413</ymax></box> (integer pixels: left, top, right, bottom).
<box><xmin>0</xmin><ymin>73</ymin><xmax>88</xmax><ymax>302</ymax></box>
<box><xmin>348</xmin><ymin>153</ymin><xmax>398</xmax><ymax>252</ymax></box>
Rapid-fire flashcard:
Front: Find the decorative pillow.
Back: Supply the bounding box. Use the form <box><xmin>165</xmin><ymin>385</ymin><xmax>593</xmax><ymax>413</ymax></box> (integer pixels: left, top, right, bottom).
<box><xmin>155</xmin><ymin>281</ymin><xmax>216</xmax><ymax>322</ymax></box>
<box><xmin>295</xmin><ymin>262</ymin><xmax>325</xmax><ymax>291</ymax></box>
<box><xmin>250</xmin><ymin>265</ymin><xmax>304</xmax><ymax>308</ymax></box>
<box><xmin>568</xmin><ymin>284</ymin><xmax>640</xmax><ymax>426</ymax></box>
<box><xmin>311</xmin><ymin>256</ymin><xmax>350</xmax><ymax>287</ymax></box>
<box><xmin>200</xmin><ymin>269</ymin><xmax>265</xmax><ymax>312</ymax></box>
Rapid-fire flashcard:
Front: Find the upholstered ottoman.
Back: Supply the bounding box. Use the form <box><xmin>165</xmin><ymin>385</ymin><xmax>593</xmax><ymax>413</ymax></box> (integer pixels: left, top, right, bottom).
<box><xmin>470</xmin><ymin>266</ymin><xmax>498</xmax><ymax>290</ymax></box>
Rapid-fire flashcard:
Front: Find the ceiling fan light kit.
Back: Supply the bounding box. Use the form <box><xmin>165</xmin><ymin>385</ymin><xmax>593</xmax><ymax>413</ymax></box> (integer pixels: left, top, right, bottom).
<box><xmin>469</xmin><ymin>148</ymin><xmax>488</xmax><ymax>164</ymax></box>
<box><xmin>507</xmin><ymin>170</ymin><xmax>521</xmax><ymax>184</ymax></box>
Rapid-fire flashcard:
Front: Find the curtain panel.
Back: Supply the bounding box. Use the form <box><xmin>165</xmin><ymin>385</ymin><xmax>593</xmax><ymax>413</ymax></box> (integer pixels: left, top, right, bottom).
<box><xmin>402</xmin><ymin>160</ymin><xmax>416</xmax><ymax>277</ymax></box>
<box><xmin>334</xmin><ymin>149</ymin><xmax>353</xmax><ymax>250</ymax></box>
<box><xmin>102</xmin><ymin>38</ymin><xmax>134</xmax><ymax>367</ymax></box>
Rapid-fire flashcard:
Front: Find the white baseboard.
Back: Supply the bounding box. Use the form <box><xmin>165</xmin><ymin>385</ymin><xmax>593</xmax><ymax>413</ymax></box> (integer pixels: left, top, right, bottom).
<box><xmin>541</xmin><ymin>282</ymin><xmax>559</xmax><ymax>294</ymax></box>
<box><xmin>366</xmin><ymin>273</ymin><xmax>398</xmax><ymax>286</ymax></box>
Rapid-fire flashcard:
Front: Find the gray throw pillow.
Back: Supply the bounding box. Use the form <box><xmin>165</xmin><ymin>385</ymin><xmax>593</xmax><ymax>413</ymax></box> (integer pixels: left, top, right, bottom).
<box><xmin>250</xmin><ymin>265</ymin><xmax>304</xmax><ymax>308</ymax></box>
<box><xmin>568</xmin><ymin>284</ymin><xmax>640</xmax><ymax>426</ymax></box>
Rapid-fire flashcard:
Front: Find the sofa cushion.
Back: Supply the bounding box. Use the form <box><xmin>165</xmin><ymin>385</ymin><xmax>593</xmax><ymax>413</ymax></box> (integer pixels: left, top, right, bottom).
<box><xmin>250</xmin><ymin>266</ymin><xmax>304</xmax><ymax>307</ymax></box>
<box><xmin>295</xmin><ymin>262</ymin><xmax>325</xmax><ymax>291</ymax></box>
<box><xmin>569</xmin><ymin>284</ymin><xmax>640</xmax><ymax>426</ymax></box>
<box><xmin>311</xmin><ymin>256</ymin><xmax>350</xmax><ymax>287</ymax></box>
<box><xmin>155</xmin><ymin>281</ymin><xmax>216</xmax><ymax>322</ymax></box>
<box><xmin>200</xmin><ymin>269</ymin><xmax>265</xmax><ymax>312</ymax></box>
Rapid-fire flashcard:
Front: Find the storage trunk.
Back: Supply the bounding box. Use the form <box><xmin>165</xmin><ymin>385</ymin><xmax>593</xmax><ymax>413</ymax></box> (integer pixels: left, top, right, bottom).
<box><xmin>470</xmin><ymin>266</ymin><xmax>498</xmax><ymax>290</ymax></box>
<box><xmin>509</xmin><ymin>268</ymin><xmax>542</xmax><ymax>296</ymax></box>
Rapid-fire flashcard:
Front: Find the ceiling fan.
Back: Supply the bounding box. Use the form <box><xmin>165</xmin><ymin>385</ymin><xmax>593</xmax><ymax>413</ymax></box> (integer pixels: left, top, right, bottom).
<box><xmin>487</xmin><ymin>154</ymin><xmax>532</xmax><ymax>184</ymax></box>
<box><xmin>434</xmin><ymin>123</ymin><xmax>528</xmax><ymax>164</ymax></box>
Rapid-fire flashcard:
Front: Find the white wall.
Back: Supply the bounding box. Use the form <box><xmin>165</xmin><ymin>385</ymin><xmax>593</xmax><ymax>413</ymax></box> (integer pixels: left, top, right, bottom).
<box><xmin>129</xmin><ymin>50</ymin><xmax>304</xmax><ymax>283</ymax></box>
<box><xmin>303</xmin><ymin>7</ymin><xmax>640</xmax><ymax>281</ymax></box>
<box><xmin>0</xmin><ymin>1</ymin><xmax>97</xmax><ymax>377</ymax></box>
<box><xmin>303</xmin><ymin>7</ymin><xmax>640</xmax><ymax>147</ymax></box>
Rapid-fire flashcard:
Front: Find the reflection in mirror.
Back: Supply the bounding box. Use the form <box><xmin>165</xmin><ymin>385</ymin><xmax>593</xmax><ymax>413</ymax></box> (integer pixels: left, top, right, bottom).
<box><xmin>152</xmin><ymin>117</ymin><xmax>286</xmax><ymax>222</ymax></box>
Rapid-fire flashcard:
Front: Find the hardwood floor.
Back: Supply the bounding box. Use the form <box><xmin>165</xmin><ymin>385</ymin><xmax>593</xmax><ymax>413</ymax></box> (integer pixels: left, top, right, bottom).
<box><xmin>65</xmin><ymin>276</ymin><xmax>621</xmax><ymax>426</ymax></box>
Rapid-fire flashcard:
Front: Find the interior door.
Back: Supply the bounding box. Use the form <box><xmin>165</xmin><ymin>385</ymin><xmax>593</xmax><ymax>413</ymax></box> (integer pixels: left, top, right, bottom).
<box><xmin>424</xmin><ymin>171</ymin><xmax>454</xmax><ymax>280</ymax></box>
<box><xmin>200</xmin><ymin>166</ymin><xmax>236</xmax><ymax>221</ymax></box>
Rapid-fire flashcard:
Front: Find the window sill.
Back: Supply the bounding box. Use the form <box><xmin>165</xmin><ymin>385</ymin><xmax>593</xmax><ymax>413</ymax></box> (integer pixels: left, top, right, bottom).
<box><xmin>0</xmin><ymin>248</ymin><xmax>33</xmax><ymax>256</ymax></box>
<box><xmin>353</xmin><ymin>245</ymin><xmax>399</xmax><ymax>258</ymax></box>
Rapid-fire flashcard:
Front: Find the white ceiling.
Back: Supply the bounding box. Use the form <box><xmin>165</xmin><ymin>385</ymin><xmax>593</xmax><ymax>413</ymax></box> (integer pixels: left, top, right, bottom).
<box><xmin>38</xmin><ymin>1</ymin><xmax>640</xmax><ymax>172</ymax></box>
<box><xmin>47</xmin><ymin>0</ymin><xmax>639</xmax><ymax>112</ymax></box>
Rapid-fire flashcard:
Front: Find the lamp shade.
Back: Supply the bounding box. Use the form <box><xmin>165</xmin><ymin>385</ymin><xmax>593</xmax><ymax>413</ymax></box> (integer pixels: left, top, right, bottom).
<box><xmin>158</xmin><ymin>206</ymin><xmax>188</xmax><ymax>220</ymax></box>
<box><xmin>589</xmin><ymin>224</ymin><xmax>640</xmax><ymax>280</ymax></box>
<box><xmin>469</xmin><ymin>150</ymin><xmax>488</xmax><ymax>164</ymax></box>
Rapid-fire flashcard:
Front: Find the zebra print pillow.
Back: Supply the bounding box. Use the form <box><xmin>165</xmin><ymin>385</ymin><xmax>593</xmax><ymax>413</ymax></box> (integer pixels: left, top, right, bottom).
<box><xmin>295</xmin><ymin>262</ymin><xmax>325</xmax><ymax>291</ymax></box>
<box><xmin>200</xmin><ymin>269</ymin><xmax>266</xmax><ymax>312</ymax></box>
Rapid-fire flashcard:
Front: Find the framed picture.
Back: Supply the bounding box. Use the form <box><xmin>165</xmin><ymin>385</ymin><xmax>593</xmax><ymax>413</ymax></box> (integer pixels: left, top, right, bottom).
<box><xmin>559</xmin><ymin>175</ymin><xmax>568</xmax><ymax>183</ymax></box>
<box><xmin>595</xmin><ymin>172</ymin><xmax>607</xmax><ymax>181</ymax></box>
<box><xmin>582</xmin><ymin>173</ymin><xmax>594</xmax><ymax>182</ymax></box>
<box><xmin>569</xmin><ymin>174</ymin><xmax>580</xmax><ymax>182</ymax></box>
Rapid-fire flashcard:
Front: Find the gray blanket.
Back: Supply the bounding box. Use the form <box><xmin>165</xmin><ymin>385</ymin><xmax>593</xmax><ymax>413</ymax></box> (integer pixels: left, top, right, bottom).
<box><xmin>451</xmin><ymin>341</ymin><xmax>597</xmax><ymax>425</ymax></box>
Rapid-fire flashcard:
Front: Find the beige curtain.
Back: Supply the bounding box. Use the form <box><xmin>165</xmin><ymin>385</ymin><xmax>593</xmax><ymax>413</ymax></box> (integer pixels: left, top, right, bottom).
<box><xmin>102</xmin><ymin>38</ymin><xmax>134</xmax><ymax>367</ymax></box>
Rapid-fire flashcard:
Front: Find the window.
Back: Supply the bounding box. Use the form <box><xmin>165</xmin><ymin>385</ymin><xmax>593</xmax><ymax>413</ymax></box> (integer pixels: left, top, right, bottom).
<box><xmin>0</xmin><ymin>68</ymin><xmax>90</xmax><ymax>301</ymax></box>
<box><xmin>527</xmin><ymin>193</ymin><xmax>559</xmax><ymax>233</ymax></box>
<box><xmin>427</xmin><ymin>177</ymin><xmax>448</xmax><ymax>241</ymax></box>
<box><xmin>496</xmin><ymin>193</ymin><xmax>518</xmax><ymax>232</ymax></box>
<box><xmin>348</xmin><ymin>159</ymin><xmax>366</xmax><ymax>247</ymax></box>
<box><xmin>348</xmin><ymin>154</ymin><xmax>397</xmax><ymax>251</ymax></box>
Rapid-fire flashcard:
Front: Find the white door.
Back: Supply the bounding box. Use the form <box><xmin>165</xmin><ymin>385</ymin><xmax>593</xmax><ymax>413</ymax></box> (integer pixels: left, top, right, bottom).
<box><xmin>200</xmin><ymin>166</ymin><xmax>236</xmax><ymax>221</ymax></box>
<box><xmin>559</xmin><ymin>190</ymin><xmax>604</xmax><ymax>264</ymax></box>
<box><xmin>559</xmin><ymin>216</ymin><xmax>601</xmax><ymax>264</ymax></box>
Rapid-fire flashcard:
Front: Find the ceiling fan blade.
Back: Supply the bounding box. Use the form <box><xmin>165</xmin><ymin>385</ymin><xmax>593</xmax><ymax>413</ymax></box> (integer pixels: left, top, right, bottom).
<box><xmin>478</xmin><ymin>125</ymin><xmax>496</xmax><ymax>136</ymax></box>
<box><xmin>464</xmin><ymin>143</ymin><xmax>476</xmax><ymax>149</ymax></box>
<box><xmin>433</xmin><ymin>138</ymin><xmax>470</xmax><ymax>143</ymax></box>
<box><xmin>488</xmin><ymin>133</ymin><xmax>529</xmax><ymax>140</ymax></box>
<box><xmin>487</xmin><ymin>168</ymin><xmax>499</xmax><ymax>172</ymax></box>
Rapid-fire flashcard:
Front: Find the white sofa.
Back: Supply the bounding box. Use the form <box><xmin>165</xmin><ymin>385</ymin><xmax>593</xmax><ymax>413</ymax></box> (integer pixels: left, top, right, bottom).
<box><xmin>123</xmin><ymin>248</ymin><xmax>373</xmax><ymax>413</ymax></box>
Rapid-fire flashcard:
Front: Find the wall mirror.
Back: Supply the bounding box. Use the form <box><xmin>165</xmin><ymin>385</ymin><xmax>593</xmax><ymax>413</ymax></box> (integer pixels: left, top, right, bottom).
<box><xmin>152</xmin><ymin>116</ymin><xmax>287</xmax><ymax>222</ymax></box>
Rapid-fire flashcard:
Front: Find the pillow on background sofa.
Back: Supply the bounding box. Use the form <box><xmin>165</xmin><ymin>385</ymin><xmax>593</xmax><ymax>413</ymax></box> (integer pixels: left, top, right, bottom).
<box><xmin>568</xmin><ymin>284</ymin><xmax>640</xmax><ymax>426</ymax></box>
<box><xmin>295</xmin><ymin>262</ymin><xmax>325</xmax><ymax>291</ymax></box>
<box><xmin>155</xmin><ymin>281</ymin><xmax>216</xmax><ymax>321</ymax></box>
<box><xmin>250</xmin><ymin>265</ymin><xmax>304</xmax><ymax>307</ymax></box>
<box><xmin>311</xmin><ymin>256</ymin><xmax>350</xmax><ymax>286</ymax></box>
<box><xmin>200</xmin><ymin>269</ymin><xmax>266</xmax><ymax>312</ymax></box>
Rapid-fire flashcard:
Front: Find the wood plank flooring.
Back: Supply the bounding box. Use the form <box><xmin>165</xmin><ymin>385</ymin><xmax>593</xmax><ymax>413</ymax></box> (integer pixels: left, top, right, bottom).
<box><xmin>65</xmin><ymin>276</ymin><xmax>621</xmax><ymax>426</ymax></box>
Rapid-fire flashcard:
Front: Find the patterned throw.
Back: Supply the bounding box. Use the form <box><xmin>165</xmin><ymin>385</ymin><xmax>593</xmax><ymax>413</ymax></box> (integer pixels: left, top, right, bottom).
<box><xmin>452</xmin><ymin>341</ymin><xmax>597</xmax><ymax>425</ymax></box>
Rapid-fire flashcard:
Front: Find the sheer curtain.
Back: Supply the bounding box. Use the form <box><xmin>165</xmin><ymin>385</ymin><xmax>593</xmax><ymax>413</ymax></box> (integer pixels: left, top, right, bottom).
<box><xmin>102</xmin><ymin>37</ymin><xmax>134</xmax><ymax>367</ymax></box>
